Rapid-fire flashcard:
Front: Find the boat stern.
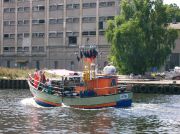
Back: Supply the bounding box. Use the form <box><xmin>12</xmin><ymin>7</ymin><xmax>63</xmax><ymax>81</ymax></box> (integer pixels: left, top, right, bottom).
<box><xmin>115</xmin><ymin>92</ymin><xmax>133</xmax><ymax>108</ymax></box>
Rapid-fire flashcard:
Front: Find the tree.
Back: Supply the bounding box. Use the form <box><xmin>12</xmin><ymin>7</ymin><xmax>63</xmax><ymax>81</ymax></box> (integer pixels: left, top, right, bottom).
<box><xmin>165</xmin><ymin>3</ymin><xmax>180</xmax><ymax>23</ymax></box>
<box><xmin>106</xmin><ymin>0</ymin><xmax>178</xmax><ymax>74</ymax></box>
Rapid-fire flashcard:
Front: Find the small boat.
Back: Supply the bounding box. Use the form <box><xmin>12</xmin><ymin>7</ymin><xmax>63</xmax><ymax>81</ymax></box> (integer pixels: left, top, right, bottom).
<box><xmin>28</xmin><ymin>46</ymin><xmax>133</xmax><ymax>109</ymax></box>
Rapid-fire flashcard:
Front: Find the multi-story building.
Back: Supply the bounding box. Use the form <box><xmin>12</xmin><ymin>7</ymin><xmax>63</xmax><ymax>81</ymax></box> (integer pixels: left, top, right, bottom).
<box><xmin>0</xmin><ymin>0</ymin><xmax>120</xmax><ymax>70</ymax></box>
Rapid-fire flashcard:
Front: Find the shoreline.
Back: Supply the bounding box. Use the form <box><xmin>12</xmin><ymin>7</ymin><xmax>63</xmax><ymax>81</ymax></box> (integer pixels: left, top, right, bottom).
<box><xmin>1</xmin><ymin>78</ymin><xmax>180</xmax><ymax>94</ymax></box>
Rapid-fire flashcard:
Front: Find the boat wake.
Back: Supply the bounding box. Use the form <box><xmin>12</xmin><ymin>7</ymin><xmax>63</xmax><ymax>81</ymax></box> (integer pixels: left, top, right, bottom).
<box><xmin>61</xmin><ymin>103</ymin><xmax>70</xmax><ymax>108</ymax></box>
<box><xmin>21</xmin><ymin>97</ymin><xmax>42</xmax><ymax>108</ymax></box>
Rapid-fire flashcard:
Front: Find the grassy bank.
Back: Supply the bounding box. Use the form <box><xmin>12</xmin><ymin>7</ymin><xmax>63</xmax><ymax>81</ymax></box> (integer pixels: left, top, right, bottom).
<box><xmin>0</xmin><ymin>67</ymin><xmax>35</xmax><ymax>79</ymax></box>
<box><xmin>0</xmin><ymin>67</ymin><xmax>60</xmax><ymax>80</ymax></box>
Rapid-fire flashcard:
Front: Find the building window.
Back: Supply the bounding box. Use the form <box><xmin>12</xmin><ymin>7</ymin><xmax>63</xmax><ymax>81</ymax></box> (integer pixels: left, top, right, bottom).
<box><xmin>33</xmin><ymin>5</ymin><xmax>45</xmax><ymax>12</ymax></box>
<box><xmin>36</xmin><ymin>61</ymin><xmax>40</xmax><ymax>70</ymax></box>
<box><xmin>57</xmin><ymin>19</ymin><xmax>63</xmax><ymax>24</ymax></box>
<box><xmin>73</xmin><ymin>18</ymin><xmax>79</xmax><ymax>23</ymax></box>
<box><xmin>73</xmin><ymin>4</ymin><xmax>80</xmax><ymax>9</ymax></box>
<box><xmin>70</xmin><ymin>61</ymin><xmax>74</xmax><ymax>70</ymax></box>
<box><xmin>39</xmin><ymin>19</ymin><xmax>45</xmax><ymax>24</ymax></box>
<box><xmin>24</xmin><ymin>20</ymin><xmax>29</xmax><ymax>25</ymax></box>
<box><xmin>39</xmin><ymin>46</ymin><xmax>44</xmax><ymax>52</ymax></box>
<box><xmin>3</xmin><ymin>47</ymin><xmax>15</xmax><ymax>52</ymax></box>
<box><xmin>57</xmin><ymin>4</ymin><xmax>63</xmax><ymax>10</ymax></box>
<box><xmin>24</xmin><ymin>47</ymin><xmax>29</xmax><ymax>52</ymax></box>
<box><xmin>57</xmin><ymin>32</ymin><xmax>63</xmax><ymax>37</ymax></box>
<box><xmin>99</xmin><ymin>21</ymin><xmax>104</xmax><ymax>30</ymax></box>
<box><xmin>32</xmin><ymin>20</ymin><xmax>38</xmax><ymax>24</ymax></box>
<box><xmin>24</xmin><ymin>33</ymin><xmax>30</xmax><ymax>37</ymax></box>
<box><xmin>83</xmin><ymin>3</ymin><xmax>89</xmax><ymax>8</ymax></box>
<box><xmin>89</xmin><ymin>31</ymin><xmax>96</xmax><ymax>35</ymax></box>
<box><xmin>49</xmin><ymin>4</ymin><xmax>63</xmax><ymax>11</ymax></box>
<box><xmin>24</xmin><ymin>7</ymin><xmax>30</xmax><ymax>12</ymax></box>
<box><xmin>83</xmin><ymin>3</ymin><xmax>96</xmax><ymax>9</ymax></box>
<box><xmin>49</xmin><ymin>32</ymin><xmax>56</xmax><ymax>38</ymax></box>
<box><xmin>10</xmin><ymin>47</ymin><xmax>15</xmax><ymax>52</ymax></box>
<box><xmin>49</xmin><ymin>5</ymin><xmax>56</xmax><ymax>11</ymax></box>
<box><xmin>82</xmin><ymin>31</ymin><xmax>96</xmax><ymax>36</ymax></box>
<box><xmin>10</xmin><ymin>8</ymin><xmax>15</xmax><ymax>13</ymax></box>
<box><xmin>17</xmin><ymin>33</ymin><xmax>23</xmax><ymax>38</ymax></box>
<box><xmin>82</xmin><ymin>31</ymin><xmax>88</xmax><ymax>36</ymax></box>
<box><xmin>107</xmin><ymin>2</ymin><xmax>115</xmax><ymax>7</ymax></box>
<box><xmin>67</xmin><ymin>4</ymin><xmax>73</xmax><ymax>9</ymax></box>
<box><xmin>3</xmin><ymin>47</ymin><xmax>9</xmax><ymax>52</ymax></box>
<box><xmin>54</xmin><ymin>61</ymin><xmax>58</xmax><ymax>69</ymax></box>
<box><xmin>82</xmin><ymin>17</ymin><xmax>89</xmax><ymax>23</ymax></box>
<box><xmin>18</xmin><ymin>7</ymin><xmax>24</xmax><ymax>12</ymax></box>
<box><xmin>32</xmin><ymin>33</ymin><xmax>45</xmax><ymax>38</ymax></box>
<box><xmin>66</xmin><ymin>18</ymin><xmax>73</xmax><ymax>23</ymax></box>
<box><xmin>90</xmin><ymin>3</ymin><xmax>96</xmax><ymax>8</ymax></box>
<box><xmin>49</xmin><ymin>19</ymin><xmax>56</xmax><ymax>24</ymax></box>
<box><xmin>4</xmin><ymin>8</ymin><xmax>10</xmax><ymax>13</ymax></box>
<box><xmin>10</xmin><ymin>21</ymin><xmax>15</xmax><ymax>25</ymax></box>
<box><xmin>39</xmin><ymin>6</ymin><xmax>45</xmax><ymax>11</ymax></box>
<box><xmin>4</xmin><ymin>34</ymin><xmax>9</xmax><ymax>38</ymax></box>
<box><xmin>4</xmin><ymin>0</ymin><xmax>15</xmax><ymax>3</ymax></box>
<box><xmin>107</xmin><ymin>16</ymin><xmax>114</xmax><ymax>20</ymax></box>
<box><xmin>82</xmin><ymin>17</ymin><xmax>96</xmax><ymax>23</ymax></box>
<box><xmin>4</xmin><ymin>21</ymin><xmax>9</xmax><ymax>26</ymax></box>
<box><xmin>99</xmin><ymin>31</ymin><xmax>105</xmax><ymax>35</ymax></box>
<box><xmin>18</xmin><ymin>20</ymin><xmax>23</xmax><ymax>25</ymax></box>
<box><xmin>99</xmin><ymin>2</ymin><xmax>107</xmax><ymax>8</ymax></box>
<box><xmin>39</xmin><ymin>33</ymin><xmax>45</xmax><ymax>38</ymax></box>
<box><xmin>32</xmin><ymin>19</ymin><xmax>45</xmax><ymax>24</ymax></box>
<box><xmin>32</xmin><ymin>33</ymin><xmax>38</xmax><ymax>38</ymax></box>
<box><xmin>17</xmin><ymin>47</ymin><xmax>23</xmax><ymax>52</ymax></box>
<box><xmin>32</xmin><ymin>46</ymin><xmax>38</xmax><ymax>51</ymax></box>
<box><xmin>9</xmin><ymin>34</ymin><xmax>15</xmax><ymax>39</ymax></box>
<box><xmin>7</xmin><ymin>60</ymin><xmax>10</xmax><ymax>68</ymax></box>
<box><xmin>69</xmin><ymin>36</ymin><xmax>77</xmax><ymax>45</ymax></box>
<box><xmin>89</xmin><ymin>17</ymin><xmax>96</xmax><ymax>23</ymax></box>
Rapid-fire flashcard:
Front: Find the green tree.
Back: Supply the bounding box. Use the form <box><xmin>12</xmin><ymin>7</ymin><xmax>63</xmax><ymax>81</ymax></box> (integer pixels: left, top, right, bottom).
<box><xmin>106</xmin><ymin>0</ymin><xmax>178</xmax><ymax>74</ymax></box>
<box><xmin>165</xmin><ymin>3</ymin><xmax>180</xmax><ymax>23</ymax></box>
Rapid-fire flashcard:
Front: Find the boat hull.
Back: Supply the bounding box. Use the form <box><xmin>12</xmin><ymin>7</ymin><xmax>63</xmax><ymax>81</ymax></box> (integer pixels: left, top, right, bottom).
<box><xmin>28</xmin><ymin>81</ymin><xmax>133</xmax><ymax>109</ymax></box>
<box><xmin>63</xmin><ymin>93</ymin><xmax>132</xmax><ymax>109</ymax></box>
<box><xmin>28</xmin><ymin>81</ymin><xmax>62</xmax><ymax>107</ymax></box>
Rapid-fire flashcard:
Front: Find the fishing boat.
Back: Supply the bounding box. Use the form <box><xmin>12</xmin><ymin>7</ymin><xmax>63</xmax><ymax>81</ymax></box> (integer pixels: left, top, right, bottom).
<box><xmin>28</xmin><ymin>46</ymin><xmax>133</xmax><ymax>109</ymax></box>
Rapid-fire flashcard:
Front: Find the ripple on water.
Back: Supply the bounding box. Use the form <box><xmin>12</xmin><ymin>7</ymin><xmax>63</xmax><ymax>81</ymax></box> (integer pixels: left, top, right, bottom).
<box><xmin>1</xmin><ymin>91</ymin><xmax>180</xmax><ymax>133</ymax></box>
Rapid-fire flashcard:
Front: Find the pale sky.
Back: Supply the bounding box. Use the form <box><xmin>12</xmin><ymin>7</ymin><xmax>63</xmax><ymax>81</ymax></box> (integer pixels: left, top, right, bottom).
<box><xmin>164</xmin><ymin>0</ymin><xmax>180</xmax><ymax>7</ymax></box>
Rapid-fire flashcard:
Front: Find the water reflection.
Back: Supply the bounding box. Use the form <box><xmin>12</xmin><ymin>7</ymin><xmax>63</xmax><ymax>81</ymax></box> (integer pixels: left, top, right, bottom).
<box><xmin>0</xmin><ymin>90</ymin><xmax>180</xmax><ymax>133</ymax></box>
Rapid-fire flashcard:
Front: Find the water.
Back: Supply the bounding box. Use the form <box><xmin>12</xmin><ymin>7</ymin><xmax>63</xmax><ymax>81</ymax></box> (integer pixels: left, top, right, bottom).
<box><xmin>0</xmin><ymin>90</ymin><xmax>180</xmax><ymax>134</ymax></box>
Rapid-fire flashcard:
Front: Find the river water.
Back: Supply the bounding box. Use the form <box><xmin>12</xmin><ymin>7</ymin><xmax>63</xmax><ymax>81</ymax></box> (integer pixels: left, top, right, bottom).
<box><xmin>0</xmin><ymin>89</ymin><xmax>180</xmax><ymax>134</ymax></box>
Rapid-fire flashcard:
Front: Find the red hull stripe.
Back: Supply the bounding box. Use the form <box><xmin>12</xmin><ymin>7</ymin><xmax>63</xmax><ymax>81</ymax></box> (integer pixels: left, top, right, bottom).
<box><xmin>71</xmin><ymin>102</ymin><xmax>116</xmax><ymax>109</ymax></box>
<box><xmin>34</xmin><ymin>97</ymin><xmax>62</xmax><ymax>107</ymax></box>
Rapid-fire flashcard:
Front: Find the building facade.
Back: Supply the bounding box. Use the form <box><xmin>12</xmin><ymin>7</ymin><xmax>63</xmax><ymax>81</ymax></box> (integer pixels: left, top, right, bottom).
<box><xmin>0</xmin><ymin>0</ymin><xmax>120</xmax><ymax>70</ymax></box>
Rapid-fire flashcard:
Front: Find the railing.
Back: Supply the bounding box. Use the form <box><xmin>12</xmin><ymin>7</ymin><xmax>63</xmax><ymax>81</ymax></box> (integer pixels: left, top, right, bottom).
<box><xmin>28</xmin><ymin>74</ymin><xmax>63</xmax><ymax>95</ymax></box>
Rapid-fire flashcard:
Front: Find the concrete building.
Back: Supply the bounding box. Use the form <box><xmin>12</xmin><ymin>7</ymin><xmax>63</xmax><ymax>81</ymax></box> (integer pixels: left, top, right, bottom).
<box><xmin>167</xmin><ymin>23</ymin><xmax>180</xmax><ymax>70</ymax></box>
<box><xmin>0</xmin><ymin>0</ymin><xmax>120</xmax><ymax>70</ymax></box>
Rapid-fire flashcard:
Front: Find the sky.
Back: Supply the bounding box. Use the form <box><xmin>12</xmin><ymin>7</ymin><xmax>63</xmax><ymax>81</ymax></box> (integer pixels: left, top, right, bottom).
<box><xmin>164</xmin><ymin>0</ymin><xmax>180</xmax><ymax>7</ymax></box>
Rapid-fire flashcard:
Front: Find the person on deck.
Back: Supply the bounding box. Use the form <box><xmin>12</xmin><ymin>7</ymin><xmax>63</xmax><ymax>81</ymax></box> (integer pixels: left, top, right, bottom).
<box><xmin>43</xmin><ymin>78</ymin><xmax>52</xmax><ymax>94</ymax></box>
<box><xmin>40</xmin><ymin>70</ymin><xmax>46</xmax><ymax>84</ymax></box>
<box><xmin>34</xmin><ymin>70</ymin><xmax>40</xmax><ymax>88</ymax></box>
